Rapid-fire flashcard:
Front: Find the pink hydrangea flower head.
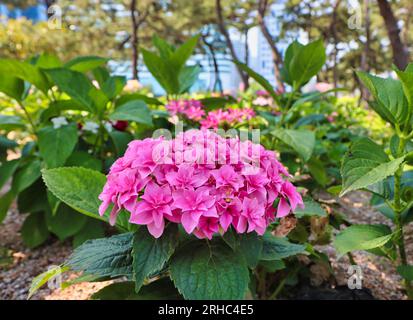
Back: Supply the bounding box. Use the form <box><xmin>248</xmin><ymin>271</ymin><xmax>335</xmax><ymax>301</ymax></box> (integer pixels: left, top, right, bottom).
<box><xmin>98</xmin><ymin>130</ymin><xmax>303</xmax><ymax>239</ymax></box>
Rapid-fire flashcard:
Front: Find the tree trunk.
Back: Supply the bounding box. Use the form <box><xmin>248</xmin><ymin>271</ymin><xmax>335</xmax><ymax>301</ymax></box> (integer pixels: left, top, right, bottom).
<box><xmin>215</xmin><ymin>0</ymin><xmax>249</xmax><ymax>90</ymax></box>
<box><xmin>202</xmin><ymin>34</ymin><xmax>223</xmax><ymax>92</ymax></box>
<box><xmin>330</xmin><ymin>0</ymin><xmax>342</xmax><ymax>91</ymax></box>
<box><xmin>244</xmin><ymin>29</ymin><xmax>249</xmax><ymax>67</ymax></box>
<box><xmin>130</xmin><ymin>0</ymin><xmax>139</xmax><ymax>80</ymax></box>
<box><xmin>377</xmin><ymin>0</ymin><xmax>409</xmax><ymax>69</ymax></box>
<box><xmin>257</xmin><ymin>0</ymin><xmax>285</xmax><ymax>91</ymax></box>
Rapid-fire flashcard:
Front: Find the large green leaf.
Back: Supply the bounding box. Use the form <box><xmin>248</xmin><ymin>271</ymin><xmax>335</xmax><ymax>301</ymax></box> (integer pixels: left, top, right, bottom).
<box><xmin>271</xmin><ymin>128</ymin><xmax>315</xmax><ymax>161</ymax></box>
<box><xmin>12</xmin><ymin>159</ymin><xmax>41</xmax><ymax>193</ymax></box>
<box><xmin>0</xmin><ymin>59</ymin><xmax>50</xmax><ymax>94</ymax></box>
<box><xmin>334</xmin><ymin>224</ymin><xmax>393</xmax><ymax>254</ymax></box>
<box><xmin>46</xmin><ymin>68</ymin><xmax>97</xmax><ymax>112</ymax></box>
<box><xmin>340</xmin><ymin>137</ymin><xmax>404</xmax><ymax>196</ymax></box>
<box><xmin>357</xmin><ymin>71</ymin><xmax>408</xmax><ymax>125</ymax></box>
<box><xmin>21</xmin><ymin>212</ymin><xmax>50</xmax><ymax>248</ymax></box>
<box><xmin>38</xmin><ymin>124</ymin><xmax>78</xmax><ymax>168</ymax></box>
<box><xmin>281</xmin><ymin>40</ymin><xmax>304</xmax><ymax>85</ymax></box>
<box><xmin>109</xmin><ymin>100</ymin><xmax>153</xmax><ymax>126</ymax></box>
<box><xmin>42</xmin><ymin>167</ymin><xmax>128</xmax><ymax>230</ymax></box>
<box><xmin>289</xmin><ymin>39</ymin><xmax>326</xmax><ymax>88</ymax></box>
<box><xmin>64</xmin><ymin>56</ymin><xmax>108</xmax><ymax>72</ymax></box>
<box><xmin>170</xmin><ymin>34</ymin><xmax>200</xmax><ymax>70</ymax></box>
<box><xmin>91</xmin><ymin>278</ymin><xmax>181</xmax><ymax>300</ymax></box>
<box><xmin>260</xmin><ymin>234</ymin><xmax>306</xmax><ymax>260</ymax></box>
<box><xmin>132</xmin><ymin>225</ymin><xmax>178</xmax><ymax>292</ymax></box>
<box><xmin>0</xmin><ymin>159</ymin><xmax>20</xmax><ymax>190</ymax></box>
<box><xmin>170</xmin><ymin>240</ymin><xmax>249</xmax><ymax>300</ymax></box>
<box><xmin>141</xmin><ymin>48</ymin><xmax>180</xmax><ymax>94</ymax></box>
<box><xmin>66</xmin><ymin>232</ymin><xmax>134</xmax><ymax>277</ymax></box>
<box><xmin>0</xmin><ymin>75</ymin><xmax>24</xmax><ymax>101</ymax></box>
<box><xmin>45</xmin><ymin>204</ymin><xmax>88</xmax><ymax>241</ymax></box>
<box><xmin>178</xmin><ymin>65</ymin><xmax>201</xmax><ymax>93</ymax></box>
<box><xmin>101</xmin><ymin>76</ymin><xmax>126</xmax><ymax>100</ymax></box>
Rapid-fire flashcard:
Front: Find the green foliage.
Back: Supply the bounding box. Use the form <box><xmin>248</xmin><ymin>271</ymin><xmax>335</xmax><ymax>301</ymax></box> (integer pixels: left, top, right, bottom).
<box><xmin>132</xmin><ymin>225</ymin><xmax>178</xmax><ymax>292</ymax></box>
<box><xmin>142</xmin><ymin>35</ymin><xmax>200</xmax><ymax>94</ymax></box>
<box><xmin>21</xmin><ymin>212</ymin><xmax>50</xmax><ymax>248</ymax></box>
<box><xmin>271</xmin><ymin>129</ymin><xmax>315</xmax><ymax>161</ymax></box>
<box><xmin>340</xmin><ymin>138</ymin><xmax>405</xmax><ymax>196</ymax></box>
<box><xmin>170</xmin><ymin>239</ymin><xmax>249</xmax><ymax>300</ymax></box>
<box><xmin>334</xmin><ymin>224</ymin><xmax>393</xmax><ymax>255</ymax></box>
<box><xmin>38</xmin><ymin>124</ymin><xmax>78</xmax><ymax>168</ymax></box>
<box><xmin>109</xmin><ymin>100</ymin><xmax>153</xmax><ymax>126</ymax></box>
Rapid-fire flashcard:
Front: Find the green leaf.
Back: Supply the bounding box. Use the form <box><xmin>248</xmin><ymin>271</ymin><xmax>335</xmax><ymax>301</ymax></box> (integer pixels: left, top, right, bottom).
<box><xmin>259</xmin><ymin>260</ymin><xmax>286</xmax><ymax>272</ymax></box>
<box><xmin>91</xmin><ymin>278</ymin><xmax>180</xmax><ymax>300</ymax></box>
<box><xmin>141</xmin><ymin>48</ymin><xmax>180</xmax><ymax>94</ymax></box>
<box><xmin>152</xmin><ymin>34</ymin><xmax>175</xmax><ymax>59</ymax></box>
<box><xmin>46</xmin><ymin>68</ymin><xmax>96</xmax><ymax>112</ymax></box>
<box><xmin>42</xmin><ymin>167</ymin><xmax>127</xmax><ymax>227</ymax></box>
<box><xmin>397</xmin><ymin>265</ymin><xmax>413</xmax><ymax>281</ymax></box>
<box><xmin>46</xmin><ymin>204</ymin><xmax>88</xmax><ymax>241</ymax></box>
<box><xmin>38</xmin><ymin>124</ymin><xmax>78</xmax><ymax>168</ymax></box>
<box><xmin>65</xmin><ymin>151</ymin><xmax>102</xmax><ymax>171</ymax></box>
<box><xmin>110</xmin><ymin>100</ymin><xmax>153</xmax><ymax>126</ymax></box>
<box><xmin>101</xmin><ymin>76</ymin><xmax>126</xmax><ymax>100</ymax></box>
<box><xmin>72</xmin><ymin>219</ymin><xmax>105</xmax><ymax>248</ymax></box>
<box><xmin>109</xmin><ymin>131</ymin><xmax>133</xmax><ymax>157</ymax></box>
<box><xmin>170</xmin><ymin>34</ymin><xmax>200</xmax><ymax>70</ymax></box>
<box><xmin>271</xmin><ymin>128</ymin><xmax>315</xmax><ymax>161</ymax></box>
<box><xmin>261</xmin><ymin>234</ymin><xmax>306</xmax><ymax>260</ymax></box>
<box><xmin>307</xmin><ymin>157</ymin><xmax>328</xmax><ymax>186</ymax></box>
<box><xmin>237</xmin><ymin>233</ymin><xmax>263</xmax><ymax>268</ymax></box>
<box><xmin>294</xmin><ymin>198</ymin><xmax>326</xmax><ymax>218</ymax></box>
<box><xmin>340</xmin><ymin>137</ymin><xmax>404</xmax><ymax>196</ymax></box>
<box><xmin>66</xmin><ymin>232</ymin><xmax>133</xmax><ymax>278</ymax></box>
<box><xmin>334</xmin><ymin>224</ymin><xmax>393</xmax><ymax>254</ymax></box>
<box><xmin>0</xmin><ymin>59</ymin><xmax>50</xmax><ymax>94</ymax></box>
<box><xmin>281</xmin><ymin>40</ymin><xmax>304</xmax><ymax>85</ymax></box>
<box><xmin>21</xmin><ymin>212</ymin><xmax>50</xmax><ymax>248</ymax></box>
<box><xmin>357</xmin><ymin>71</ymin><xmax>408</xmax><ymax>125</ymax></box>
<box><xmin>0</xmin><ymin>75</ymin><xmax>24</xmax><ymax>101</ymax></box>
<box><xmin>116</xmin><ymin>93</ymin><xmax>163</xmax><ymax>106</ymax></box>
<box><xmin>0</xmin><ymin>159</ymin><xmax>20</xmax><ymax>190</ymax></box>
<box><xmin>234</xmin><ymin>60</ymin><xmax>279</xmax><ymax>103</ymax></box>
<box><xmin>12</xmin><ymin>159</ymin><xmax>41</xmax><ymax>193</ymax></box>
<box><xmin>65</xmin><ymin>56</ymin><xmax>108</xmax><ymax>72</ymax></box>
<box><xmin>170</xmin><ymin>240</ymin><xmax>249</xmax><ymax>300</ymax></box>
<box><xmin>0</xmin><ymin>191</ymin><xmax>14</xmax><ymax>223</ymax></box>
<box><xmin>0</xmin><ymin>115</ymin><xmax>25</xmax><ymax>131</ymax></box>
<box><xmin>394</xmin><ymin>63</ymin><xmax>413</xmax><ymax>110</ymax></box>
<box><xmin>28</xmin><ymin>265</ymin><xmax>69</xmax><ymax>299</ymax></box>
<box><xmin>178</xmin><ymin>65</ymin><xmax>201</xmax><ymax>93</ymax></box>
<box><xmin>132</xmin><ymin>225</ymin><xmax>178</xmax><ymax>292</ymax></box>
<box><xmin>289</xmin><ymin>39</ymin><xmax>326</xmax><ymax>88</ymax></box>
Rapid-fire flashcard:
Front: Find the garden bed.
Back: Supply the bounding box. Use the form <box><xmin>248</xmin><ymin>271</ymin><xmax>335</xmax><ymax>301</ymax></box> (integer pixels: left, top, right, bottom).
<box><xmin>1</xmin><ymin>191</ymin><xmax>410</xmax><ymax>300</ymax></box>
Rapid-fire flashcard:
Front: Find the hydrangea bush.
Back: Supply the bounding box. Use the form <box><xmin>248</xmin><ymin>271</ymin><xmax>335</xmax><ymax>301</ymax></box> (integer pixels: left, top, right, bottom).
<box><xmin>98</xmin><ymin>130</ymin><xmax>303</xmax><ymax>239</ymax></box>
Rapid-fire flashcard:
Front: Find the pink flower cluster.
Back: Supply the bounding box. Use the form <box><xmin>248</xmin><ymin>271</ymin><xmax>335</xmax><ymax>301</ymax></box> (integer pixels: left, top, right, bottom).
<box><xmin>98</xmin><ymin>130</ymin><xmax>303</xmax><ymax>239</ymax></box>
<box><xmin>165</xmin><ymin>99</ymin><xmax>255</xmax><ymax>129</ymax></box>
<box><xmin>200</xmin><ymin>108</ymin><xmax>255</xmax><ymax>129</ymax></box>
<box><xmin>166</xmin><ymin>99</ymin><xmax>205</xmax><ymax>121</ymax></box>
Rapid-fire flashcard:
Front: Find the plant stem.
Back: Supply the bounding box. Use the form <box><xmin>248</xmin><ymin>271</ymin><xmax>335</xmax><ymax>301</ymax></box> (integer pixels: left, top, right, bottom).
<box><xmin>393</xmin><ymin>137</ymin><xmax>412</xmax><ymax>297</ymax></box>
<box><xmin>18</xmin><ymin>101</ymin><xmax>37</xmax><ymax>134</ymax></box>
<box><xmin>268</xmin><ymin>277</ymin><xmax>286</xmax><ymax>300</ymax></box>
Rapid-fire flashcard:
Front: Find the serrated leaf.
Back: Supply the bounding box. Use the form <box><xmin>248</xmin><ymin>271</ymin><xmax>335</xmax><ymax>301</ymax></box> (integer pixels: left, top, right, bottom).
<box><xmin>109</xmin><ymin>100</ymin><xmax>153</xmax><ymax>126</ymax></box>
<box><xmin>261</xmin><ymin>234</ymin><xmax>306</xmax><ymax>260</ymax></box>
<box><xmin>170</xmin><ymin>240</ymin><xmax>249</xmax><ymax>300</ymax></box>
<box><xmin>42</xmin><ymin>167</ymin><xmax>129</xmax><ymax>231</ymax></box>
<box><xmin>132</xmin><ymin>225</ymin><xmax>178</xmax><ymax>292</ymax></box>
<box><xmin>334</xmin><ymin>224</ymin><xmax>393</xmax><ymax>254</ymax></box>
<box><xmin>66</xmin><ymin>232</ymin><xmax>134</xmax><ymax>278</ymax></box>
<box><xmin>340</xmin><ymin>137</ymin><xmax>404</xmax><ymax>196</ymax></box>
<box><xmin>38</xmin><ymin>124</ymin><xmax>78</xmax><ymax>168</ymax></box>
<box><xmin>357</xmin><ymin>71</ymin><xmax>408</xmax><ymax>125</ymax></box>
<box><xmin>272</xmin><ymin>128</ymin><xmax>315</xmax><ymax>161</ymax></box>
